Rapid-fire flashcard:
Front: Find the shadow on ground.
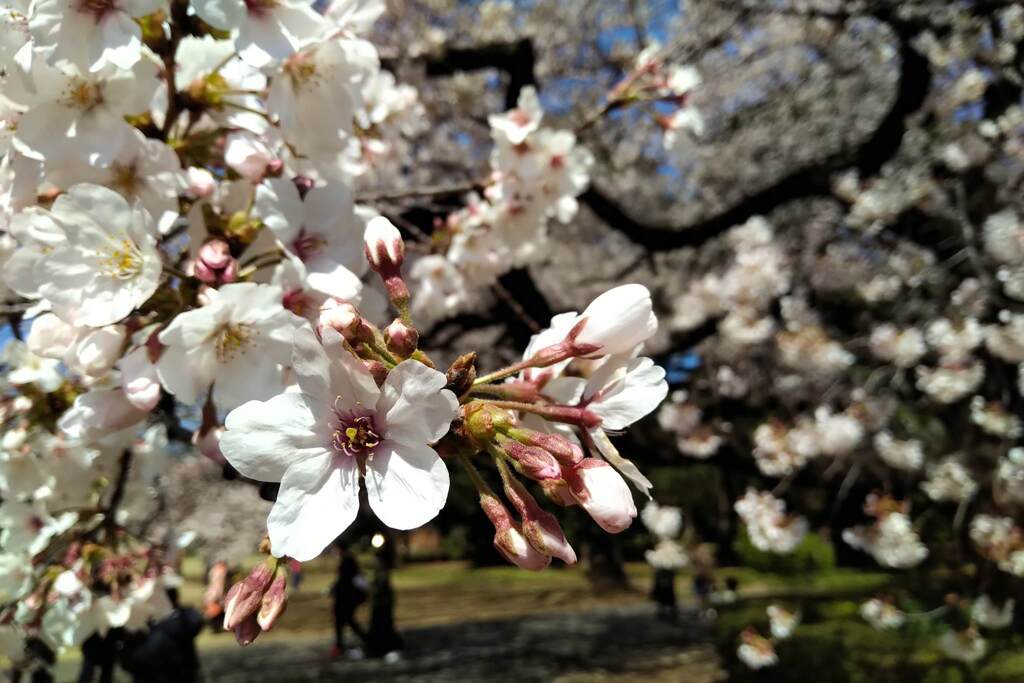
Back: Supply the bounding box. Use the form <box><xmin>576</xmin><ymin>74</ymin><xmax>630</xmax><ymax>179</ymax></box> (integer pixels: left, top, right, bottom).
<box><xmin>201</xmin><ymin>605</ymin><xmax>719</xmax><ymax>683</ymax></box>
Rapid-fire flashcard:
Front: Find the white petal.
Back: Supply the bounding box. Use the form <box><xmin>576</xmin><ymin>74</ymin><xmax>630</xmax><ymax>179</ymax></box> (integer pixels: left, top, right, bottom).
<box><xmin>221</xmin><ymin>392</ymin><xmax>330</xmax><ymax>483</ymax></box>
<box><xmin>378</xmin><ymin>360</ymin><xmax>458</xmax><ymax>446</ymax></box>
<box><xmin>364</xmin><ymin>441</ymin><xmax>449</xmax><ymax>530</ymax></box>
<box><xmin>588</xmin><ymin>357</ymin><xmax>668</xmax><ymax>430</ymax></box>
<box><xmin>267</xmin><ymin>456</ymin><xmax>358</xmax><ymax>562</ymax></box>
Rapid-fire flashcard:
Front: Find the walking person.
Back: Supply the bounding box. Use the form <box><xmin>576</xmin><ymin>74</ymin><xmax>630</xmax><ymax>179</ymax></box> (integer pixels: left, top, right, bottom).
<box><xmin>330</xmin><ymin>543</ymin><xmax>368</xmax><ymax>659</ymax></box>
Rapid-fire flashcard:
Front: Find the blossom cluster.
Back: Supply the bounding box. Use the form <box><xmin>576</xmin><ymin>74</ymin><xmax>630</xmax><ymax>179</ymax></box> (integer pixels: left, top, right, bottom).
<box><xmin>0</xmin><ymin>0</ymin><xmax>680</xmax><ymax>669</ymax></box>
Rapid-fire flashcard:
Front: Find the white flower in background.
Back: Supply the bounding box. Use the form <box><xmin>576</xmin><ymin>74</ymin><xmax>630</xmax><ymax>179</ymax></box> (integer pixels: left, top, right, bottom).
<box><xmin>157</xmin><ymin>283</ymin><xmax>303</xmax><ymax>409</ymax></box>
<box><xmin>843</xmin><ymin>511</ymin><xmax>928</xmax><ymax>569</ymax></box>
<box><xmin>735</xmin><ymin>489</ymin><xmax>808</xmax><ymax>554</ymax></box>
<box><xmin>916</xmin><ymin>360</ymin><xmax>984</xmax><ymax>404</ymax></box>
<box><xmin>266</xmin><ymin>37</ymin><xmax>378</xmax><ymax>158</ymax></box>
<box><xmin>737</xmin><ymin>630</ymin><xmax>777</xmax><ymax>669</ymax></box>
<box><xmin>28</xmin><ymin>0</ymin><xmax>163</xmax><ymax>72</ymax></box>
<box><xmin>0</xmin><ymin>501</ymin><xmax>75</xmax><ymax>556</ymax></box>
<box><xmin>985</xmin><ymin>312</ymin><xmax>1024</xmax><ymax>363</ymax></box>
<box><xmin>752</xmin><ymin>421</ymin><xmax>814</xmax><ymax>477</ymax></box>
<box><xmin>813</xmin><ymin>407</ymin><xmax>864</xmax><ymax>457</ymax></box>
<box><xmin>46</xmin><ymin>130</ymin><xmax>183</xmax><ymax>234</ymax></box>
<box><xmin>776</xmin><ymin>325</ymin><xmax>853</xmax><ymax>377</ymax></box>
<box><xmin>921</xmin><ymin>457</ymin><xmax>978</xmax><ymax>503</ymax></box>
<box><xmin>645</xmin><ymin>539</ymin><xmax>688</xmax><ymax>570</ymax></box>
<box><xmin>324</xmin><ymin>0</ymin><xmax>385</xmax><ymax>33</ymax></box>
<box><xmin>969</xmin><ymin>514</ymin><xmax>1022</xmax><ymax>572</ymax></box>
<box><xmin>28</xmin><ymin>314</ymin><xmax>126</xmax><ymax>379</ymax></box>
<box><xmin>996</xmin><ymin>448</ymin><xmax>1024</xmax><ymax>506</ymax></box>
<box><xmin>860</xmin><ymin>598</ymin><xmax>906</xmax><ymax>630</ymax></box>
<box><xmin>873</xmin><ymin>432</ymin><xmax>925</xmax><ymax>471</ymax></box>
<box><xmin>192</xmin><ymin>0</ymin><xmax>325</xmax><ymax>68</ymax></box>
<box><xmin>972</xmin><ymin>595</ymin><xmax>1014</xmax><ymax>630</ymax></box>
<box><xmin>938</xmin><ymin>629</ymin><xmax>986</xmax><ymax>663</ymax></box>
<box><xmin>220</xmin><ymin>326</ymin><xmax>458</xmax><ymax>561</ymax></box>
<box><xmin>408</xmin><ymin>254</ymin><xmax>471</xmax><ymax>324</ymax></box>
<box><xmin>983</xmin><ymin>210</ymin><xmax>1024</xmax><ymax>265</ymax></box>
<box><xmin>489</xmin><ymin>85</ymin><xmax>543</xmax><ymax>146</ymax></box>
<box><xmin>173</xmin><ymin>35</ymin><xmax>268</xmax><ymax>133</ymax></box>
<box><xmin>869</xmin><ymin>324</ymin><xmax>926</xmax><ymax>368</ymax></box>
<box><xmin>926</xmin><ymin>317</ymin><xmax>983</xmax><ymax>362</ymax></box>
<box><xmin>58</xmin><ymin>387</ymin><xmax>148</xmax><ymax>442</ymax></box>
<box><xmin>676</xmin><ymin>427</ymin><xmax>722</xmax><ymax>459</ymax></box>
<box><xmin>641</xmin><ymin>501</ymin><xmax>683</xmax><ymax>540</ymax></box>
<box><xmin>0</xmin><ymin>552</ymin><xmax>33</xmax><ymax>603</ymax></box>
<box><xmin>254</xmin><ymin>178</ymin><xmax>367</xmax><ymax>300</ymax></box>
<box><xmin>31</xmin><ymin>184</ymin><xmax>162</xmax><ymax>327</ymax></box>
<box><xmin>9</xmin><ymin>58</ymin><xmax>160</xmax><ymax>166</ymax></box>
<box><xmin>970</xmin><ymin>396</ymin><xmax>1022</xmax><ymax>439</ymax></box>
<box><xmin>2</xmin><ymin>339</ymin><xmax>63</xmax><ymax>392</ymax></box>
<box><xmin>767</xmin><ymin>605</ymin><xmax>799</xmax><ymax>639</ymax></box>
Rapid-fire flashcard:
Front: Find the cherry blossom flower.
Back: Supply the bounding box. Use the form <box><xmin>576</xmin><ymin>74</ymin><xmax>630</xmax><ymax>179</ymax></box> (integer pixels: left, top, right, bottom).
<box><xmin>266</xmin><ymin>36</ymin><xmax>378</xmax><ymax>158</ymax></box>
<box><xmin>254</xmin><ymin>178</ymin><xmax>367</xmax><ymax>300</ymax></box>
<box><xmin>28</xmin><ymin>0</ymin><xmax>163</xmax><ymax>72</ymax></box>
<box><xmin>157</xmin><ymin>283</ymin><xmax>304</xmax><ymax>409</ymax></box>
<box><xmin>220</xmin><ymin>326</ymin><xmax>458</xmax><ymax>561</ymax></box>
<box><xmin>2</xmin><ymin>339</ymin><xmax>63</xmax><ymax>392</ymax></box>
<box><xmin>46</xmin><ymin>129</ymin><xmax>184</xmax><ymax>235</ymax></box>
<box><xmin>9</xmin><ymin>57</ymin><xmax>160</xmax><ymax>166</ymax></box>
<box><xmin>192</xmin><ymin>0</ymin><xmax>325</xmax><ymax>68</ymax></box>
<box><xmin>29</xmin><ymin>184</ymin><xmax>162</xmax><ymax>327</ymax></box>
<box><xmin>860</xmin><ymin>598</ymin><xmax>906</xmax><ymax>630</ymax></box>
<box><xmin>734</xmin><ymin>489</ymin><xmax>808</xmax><ymax>554</ymax></box>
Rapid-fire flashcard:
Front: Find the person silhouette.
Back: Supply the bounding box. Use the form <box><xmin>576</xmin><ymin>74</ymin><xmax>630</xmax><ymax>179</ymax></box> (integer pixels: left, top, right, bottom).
<box><xmin>365</xmin><ymin>533</ymin><xmax>403</xmax><ymax>661</ymax></box>
<box><xmin>330</xmin><ymin>542</ymin><xmax>368</xmax><ymax>659</ymax></box>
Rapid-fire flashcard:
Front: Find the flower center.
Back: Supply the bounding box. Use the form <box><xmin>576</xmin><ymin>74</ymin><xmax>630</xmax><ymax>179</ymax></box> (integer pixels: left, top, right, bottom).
<box><xmin>291</xmin><ymin>227</ymin><xmax>325</xmax><ymax>261</ymax></box>
<box><xmin>214</xmin><ymin>324</ymin><xmax>253</xmax><ymax>362</ymax></box>
<box><xmin>77</xmin><ymin>0</ymin><xmax>117</xmax><ymax>20</ymax></box>
<box><xmin>283</xmin><ymin>52</ymin><xmax>319</xmax><ymax>88</ymax></box>
<box><xmin>331</xmin><ymin>406</ymin><xmax>381</xmax><ymax>458</ymax></box>
<box><xmin>244</xmin><ymin>0</ymin><xmax>278</xmax><ymax>18</ymax></box>
<box><xmin>98</xmin><ymin>239</ymin><xmax>144</xmax><ymax>280</ymax></box>
<box><xmin>109</xmin><ymin>163</ymin><xmax>141</xmax><ymax>197</ymax></box>
<box><xmin>63</xmin><ymin>79</ymin><xmax>104</xmax><ymax>112</ymax></box>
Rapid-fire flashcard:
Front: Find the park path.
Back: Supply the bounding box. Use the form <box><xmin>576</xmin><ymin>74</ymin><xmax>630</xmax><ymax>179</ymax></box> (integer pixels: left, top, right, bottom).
<box><xmin>197</xmin><ymin>604</ymin><xmax>720</xmax><ymax>683</ymax></box>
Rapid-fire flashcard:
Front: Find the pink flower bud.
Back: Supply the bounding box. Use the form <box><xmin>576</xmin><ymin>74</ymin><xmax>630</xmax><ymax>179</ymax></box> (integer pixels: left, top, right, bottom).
<box><xmin>233</xmin><ymin>613</ymin><xmax>262</xmax><ymax>646</ymax></box>
<box><xmin>566</xmin><ymin>458</ymin><xmax>636</xmax><ymax>533</ymax></box>
<box><xmin>185</xmin><ymin>167</ymin><xmax>216</xmax><ymax>199</ymax></box>
<box><xmin>317</xmin><ymin>299</ymin><xmax>373</xmax><ymax>343</ymax></box>
<box><xmin>513</xmin><ymin>430</ymin><xmax>584</xmax><ymax>467</ymax></box>
<box><xmin>502</xmin><ymin>473</ymin><xmax>576</xmax><ymax>565</ymax></box>
<box><xmin>257</xmin><ymin>574</ymin><xmax>287</xmax><ymax>631</ymax></box>
<box><xmin>501</xmin><ymin>439</ymin><xmax>562</xmax><ymax>481</ymax></box>
<box><xmin>293</xmin><ymin>175</ymin><xmax>315</xmax><ymax>199</ymax></box>
<box><xmin>223</xmin><ymin>563</ymin><xmax>273</xmax><ymax>631</ymax></box>
<box><xmin>385</xmin><ymin>318</ymin><xmax>418</xmax><ymax>358</ymax></box>
<box><xmin>265</xmin><ymin>159</ymin><xmax>285</xmax><ymax>178</ymax></box>
<box><xmin>364</xmin><ymin>216</ymin><xmax>405</xmax><ymax>274</ymax></box>
<box><xmin>194</xmin><ymin>239</ymin><xmax>238</xmax><ymax>286</ymax></box>
<box><xmin>480</xmin><ymin>493</ymin><xmax>550</xmax><ymax>571</ymax></box>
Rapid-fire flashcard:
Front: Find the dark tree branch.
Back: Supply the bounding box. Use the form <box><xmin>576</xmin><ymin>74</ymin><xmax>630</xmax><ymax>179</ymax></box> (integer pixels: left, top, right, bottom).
<box><xmin>417</xmin><ymin>39</ymin><xmax>538</xmax><ymax>109</ymax></box>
